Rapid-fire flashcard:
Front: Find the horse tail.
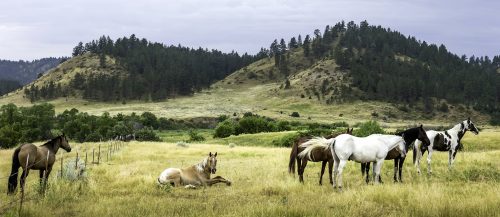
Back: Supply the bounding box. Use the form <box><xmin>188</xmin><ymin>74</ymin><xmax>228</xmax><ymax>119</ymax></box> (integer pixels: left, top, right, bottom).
<box><xmin>7</xmin><ymin>146</ymin><xmax>22</xmax><ymax>194</ymax></box>
<box><xmin>413</xmin><ymin>140</ymin><xmax>420</xmax><ymax>165</ymax></box>
<box><xmin>298</xmin><ymin>137</ymin><xmax>332</xmax><ymax>160</ymax></box>
<box><xmin>288</xmin><ymin>141</ymin><xmax>298</xmax><ymax>174</ymax></box>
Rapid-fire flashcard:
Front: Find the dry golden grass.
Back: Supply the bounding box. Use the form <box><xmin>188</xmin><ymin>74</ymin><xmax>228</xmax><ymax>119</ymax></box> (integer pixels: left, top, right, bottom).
<box><xmin>0</xmin><ymin>129</ymin><xmax>499</xmax><ymax>217</ymax></box>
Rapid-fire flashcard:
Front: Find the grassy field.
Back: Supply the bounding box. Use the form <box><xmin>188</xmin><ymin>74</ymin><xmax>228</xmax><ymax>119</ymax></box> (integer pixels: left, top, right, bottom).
<box><xmin>0</xmin><ymin>130</ymin><xmax>498</xmax><ymax>217</ymax></box>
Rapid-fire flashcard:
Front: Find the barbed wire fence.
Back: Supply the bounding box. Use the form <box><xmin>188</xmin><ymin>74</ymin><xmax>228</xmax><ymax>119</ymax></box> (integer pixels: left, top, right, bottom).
<box><xmin>0</xmin><ymin>139</ymin><xmax>129</xmax><ymax>216</ymax></box>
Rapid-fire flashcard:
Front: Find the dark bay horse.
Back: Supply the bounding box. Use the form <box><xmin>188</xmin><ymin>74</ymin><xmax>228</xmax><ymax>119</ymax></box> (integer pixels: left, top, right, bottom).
<box><xmin>361</xmin><ymin>125</ymin><xmax>430</xmax><ymax>183</ymax></box>
<box><xmin>288</xmin><ymin>128</ymin><xmax>353</xmax><ymax>185</ymax></box>
<box><xmin>8</xmin><ymin>134</ymin><xmax>72</xmax><ymax>194</ymax></box>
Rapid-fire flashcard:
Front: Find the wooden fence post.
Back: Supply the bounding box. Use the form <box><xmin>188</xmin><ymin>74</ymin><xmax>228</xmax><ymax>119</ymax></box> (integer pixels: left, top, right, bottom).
<box><xmin>98</xmin><ymin>144</ymin><xmax>101</xmax><ymax>164</ymax></box>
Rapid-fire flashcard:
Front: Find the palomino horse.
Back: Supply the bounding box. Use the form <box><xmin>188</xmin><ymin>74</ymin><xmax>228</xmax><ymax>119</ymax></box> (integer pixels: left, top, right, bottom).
<box><xmin>413</xmin><ymin>118</ymin><xmax>479</xmax><ymax>174</ymax></box>
<box><xmin>157</xmin><ymin>152</ymin><xmax>231</xmax><ymax>188</ymax></box>
<box><xmin>302</xmin><ymin>134</ymin><xmax>406</xmax><ymax>189</ymax></box>
<box><xmin>290</xmin><ymin>128</ymin><xmax>353</xmax><ymax>185</ymax></box>
<box><xmin>361</xmin><ymin>125</ymin><xmax>430</xmax><ymax>183</ymax></box>
<box><xmin>8</xmin><ymin>134</ymin><xmax>72</xmax><ymax>194</ymax></box>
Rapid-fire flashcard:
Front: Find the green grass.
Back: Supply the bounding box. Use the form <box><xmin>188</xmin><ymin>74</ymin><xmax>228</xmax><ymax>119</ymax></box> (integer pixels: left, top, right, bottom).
<box><xmin>0</xmin><ymin>134</ymin><xmax>499</xmax><ymax>216</ymax></box>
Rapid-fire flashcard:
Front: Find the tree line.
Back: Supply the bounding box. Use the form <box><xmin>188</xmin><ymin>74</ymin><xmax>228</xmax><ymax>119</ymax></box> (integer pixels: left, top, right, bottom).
<box><xmin>62</xmin><ymin>35</ymin><xmax>261</xmax><ymax>101</ymax></box>
<box><xmin>0</xmin><ymin>57</ymin><xmax>64</xmax><ymax>85</ymax></box>
<box><xmin>0</xmin><ymin>103</ymin><xmax>210</xmax><ymax>148</ymax></box>
<box><xmin>0</xmin><ymin>79</ymin><xmax>21</xmax><ymax>96</ymax></box>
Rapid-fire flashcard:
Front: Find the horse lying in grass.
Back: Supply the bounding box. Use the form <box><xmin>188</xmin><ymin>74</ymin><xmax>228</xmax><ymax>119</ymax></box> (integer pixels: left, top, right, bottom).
<box><xmin>360</xmin><ymin>125</ymin><xmax>430</xmax><ymax>183</ymax></box>
<box><xmin>303</xmin><ymin>134</ymin><xmax>406</xmax><ymax>190</ymax></box>
<box><xmin>8</xmin><ymin>134</ymin><xmax>72</xmax><ymax>194</ymax></box>
<box><xmin>414</xmin><ymin>118</ymin><xmax>479</xmax><ymax>175</ymax></box>
<box><xmin>157</xmin><ymin>152</ymin><xmax>231</xmax><ymax>188</ymax></box>
<box><xmin>291</xmin><ymin>128</ymin><xmax>353</xmax><ymax>185</ymax></box>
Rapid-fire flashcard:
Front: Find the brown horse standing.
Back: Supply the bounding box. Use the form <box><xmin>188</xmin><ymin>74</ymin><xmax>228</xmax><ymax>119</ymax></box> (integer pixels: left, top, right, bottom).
<box><xmin>157</xmin><ymin>152</ymin><xmax>231</xmax><ymax>188</ymax></box>
<box><xmin>288</xmin><ymin>128</ymin><xmax>353</xmax><ymax>185</ymax></box>
<box><xmin>8</xmin><ymin>134</ymin><xmax>72</xmax><ymax>194</ymax></box>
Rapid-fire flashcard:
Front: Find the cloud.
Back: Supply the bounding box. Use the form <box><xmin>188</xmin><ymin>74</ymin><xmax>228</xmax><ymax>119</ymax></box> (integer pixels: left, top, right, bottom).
<box><xmin>0</xmin><ymin>0</ymin><xmax>498</xmax><ymax>60</ymax></box>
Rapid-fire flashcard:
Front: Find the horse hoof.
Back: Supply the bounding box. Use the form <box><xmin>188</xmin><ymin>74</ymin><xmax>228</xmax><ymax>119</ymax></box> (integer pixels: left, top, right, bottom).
<box><xmin>226</xmin><ymin>181</ymin><xmax>232</xmax><ymax>186</ymax></box>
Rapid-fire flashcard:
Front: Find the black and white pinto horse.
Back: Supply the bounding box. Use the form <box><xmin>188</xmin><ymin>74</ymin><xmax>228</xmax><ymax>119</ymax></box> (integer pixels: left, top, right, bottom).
<box><xmin>361</xmin><ymin>125</ymin><xmax>430</xmax><ymax>183</ymax></box>
<box><xmin>413</xmin><ymin>118</ymin><xmax>479</xmax><ymax>174</ymax></box>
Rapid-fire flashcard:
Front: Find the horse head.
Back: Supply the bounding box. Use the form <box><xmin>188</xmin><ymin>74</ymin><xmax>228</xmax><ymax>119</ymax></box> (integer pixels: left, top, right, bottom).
<box><xmin>463</xmin><ymin>117</ymin><xmax>479</xmax><ymax>135</ymax></box>
<box><xmin>208</xmin><ymin>152</ymin><xmax>218</xmax><ymax>174</ymax></box>
<box><xmin>59</xmin><ymin>133</ymin><xmax>72</xmax><ymax>152</ymax></box>
<box><xmin>417</xmin><ymin>124</ymin><xmax>431</xmax><ymax>147</ymax></box>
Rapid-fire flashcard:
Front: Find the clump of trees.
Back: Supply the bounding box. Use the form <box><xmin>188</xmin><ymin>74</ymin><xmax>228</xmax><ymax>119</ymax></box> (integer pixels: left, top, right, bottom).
<box><xmin>0</xmin><ymin>103</ymin><xmax>167</xmax><ymax>148</ymax></box>
<box><xmin>213</xmin><ymin>112</ymin><xmax>292</xmax><ymax>138</ymax></box>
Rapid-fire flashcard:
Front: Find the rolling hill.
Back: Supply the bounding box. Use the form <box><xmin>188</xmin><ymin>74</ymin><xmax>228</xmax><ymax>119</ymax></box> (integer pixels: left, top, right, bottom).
<box><xmin>1</xmin><ymin>21</ymin><xmax>499</xmax><ymax>125</ymax></box>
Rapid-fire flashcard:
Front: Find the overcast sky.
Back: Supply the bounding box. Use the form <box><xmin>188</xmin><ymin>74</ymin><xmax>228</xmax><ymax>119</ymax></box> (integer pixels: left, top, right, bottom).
<box><xmin>0</xmin><ymin>0</ymin><xmax>498</xmax><ymax>60</ymax></box>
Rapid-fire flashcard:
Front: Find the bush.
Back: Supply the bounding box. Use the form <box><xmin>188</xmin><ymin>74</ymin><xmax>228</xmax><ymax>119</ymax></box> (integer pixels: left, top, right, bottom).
<box><xmin>354</xmin><ymin>120</ymin><xmax>385</xmax><ymax>137</ymax></box>
<box><xmin>135</xmin><ymin>127</ymin><xmax>161</xmax><ymax>141</ymax></box>
<box><xmin>214</xmin><ymin>120</ymin><xmax>236</xmax><ymax>138</ymax></box>
<box><xmin>85</xmin><ymin>132</ymin><xmax>102</xmax><ymax>142</ymax></box>
<box><xmin>188</xmin><ymin>130</ymin><xmax>205</xmax><ymax>142</ymax></box>
<box><xmin>438</xmin><ymin>102</ymin><xmax>449</xmax><ymax>112</ymax></box>
<box><xmin>0</xmin><ymin>126</ymin><xmax>21</xmax><ymax>148</ymax></box>
<box><xmin>237</xmin><ymin>116</ymin><xmax>269</xmax><ymax>134</ymax></box>
<box><xmin>290</xmin><ymin>112</ymin><xmax>300</xmax><ymax>117</ymax></box>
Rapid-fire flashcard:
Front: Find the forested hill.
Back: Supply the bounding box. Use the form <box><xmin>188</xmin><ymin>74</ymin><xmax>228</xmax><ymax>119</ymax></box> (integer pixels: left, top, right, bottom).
<box><xmin>24</xmin><ymin>35</ymin><xmax>262</xmax><ymax>102</ymax></box>
<box><xmin>223</xmin><ymin>20</ymin><xmax>499</xmax><ymax>114</ymax></box>
<box><xmin>0</xmin><ymin>58</ymin><xmax>64</xmax><ymax>84</ymax></box>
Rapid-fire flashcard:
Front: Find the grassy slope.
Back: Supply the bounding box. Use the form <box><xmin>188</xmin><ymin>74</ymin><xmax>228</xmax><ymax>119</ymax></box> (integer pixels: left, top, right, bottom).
<box><xmin>0</xmin><ymin>130</ymin><xmax>498</xmax><ymax>217</ymax></box>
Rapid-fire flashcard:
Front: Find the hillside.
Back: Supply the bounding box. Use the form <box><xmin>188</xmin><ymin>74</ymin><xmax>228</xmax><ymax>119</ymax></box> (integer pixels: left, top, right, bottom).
<box><xmin>0</xmin><ymin>57</ymin><xmax>63</xmax><ymax>84</ymax></box>
<box><xmin>1</xmin><ymin>21</ymin><xmax>498</xmax><ymax>125</ymax></box>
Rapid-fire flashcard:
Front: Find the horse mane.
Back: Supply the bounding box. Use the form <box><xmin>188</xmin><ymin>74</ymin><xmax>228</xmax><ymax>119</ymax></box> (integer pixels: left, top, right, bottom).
<box><xmin>195</xmin><ymin>157</ymin><xmax>208</xmax><ymax>172</ymax></box>
<box><xmin>41</xmin><ymin>135</ymin><xmax>62</xmax><ymax>147</ymax></box>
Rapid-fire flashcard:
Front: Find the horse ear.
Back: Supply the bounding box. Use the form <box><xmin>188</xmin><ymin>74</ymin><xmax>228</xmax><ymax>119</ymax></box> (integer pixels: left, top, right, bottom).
<box><xmin>419</xmin><ymin>124</ymin><xmax>423</xmax><ymax>128</ymax></box>
<box><xmin>214</xmin><ymin>152</ymin><xmax>217</xmax><ymax>157</ymax></box>
<box><xmin>209</xmin><ymin>152</ymin><xmax>212</xmax><ymax>157</ymax></box>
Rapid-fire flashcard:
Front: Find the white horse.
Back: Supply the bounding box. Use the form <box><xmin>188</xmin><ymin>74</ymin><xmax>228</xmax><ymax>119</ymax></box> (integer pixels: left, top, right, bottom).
<box><xmin>302</xmin><ymin>134</ymin><xmax>406</xmax><ymax>189</ymax></box>
<box><xmin>413</xmin><ymin>118</ymin><xmax>479</xmax><ymax>174</ymax></box>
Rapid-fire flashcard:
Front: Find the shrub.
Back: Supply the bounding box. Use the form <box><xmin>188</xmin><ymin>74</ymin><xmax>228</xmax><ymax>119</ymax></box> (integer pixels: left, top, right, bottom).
<box><xmin>290</xmin><ymin>112</ymin><xmax>300</xmax><ymax>117</ymax></box>
<box><xmin>214</xmin><ymin>120</ymin><xmax>236</xmax><ymax>138</ymax></box>
<box><xmin>228</xmin><ymin>143</ymin><xmax>236</xmax><ymax>148</ymax></box>
<box><xmin>85</xmin><ymin>132</ymin><xmax>102</xmax><ymax>142</ymax></box>
<box><xmin>237</xmin><ymin>116</ymin><xmax>269</xmax><ymax>134</ymax></box>
<box><xmin>188</xmin><ymin>130</ymin><xmax>205</xmax><ymax>142</ymax></box>
<box><xmin>354</xmin><ymin>120</ymin><xmax>385</xmax><ymax>137</ymax></box>
<box><xmin>0</xmin><ymin>126</ymin><xmax>21</xmax><ymax>149</ymax></box>
<box><xmin>135</xmin><ymin>127</ymin><xmax>161</xmax><ymax>141</ymax></box>
<box><xmin>438</xmin><ymin>102</ymin><xmax>449</xmax><ymax>112</ymax></box>
<box><xmin>176</xmin><ymin>141</ymin><xmax>188</xmax><ymax>148</ymax></box>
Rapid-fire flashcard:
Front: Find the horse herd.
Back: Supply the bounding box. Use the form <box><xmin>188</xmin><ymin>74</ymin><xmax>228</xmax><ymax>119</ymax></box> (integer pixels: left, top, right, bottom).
<box><xmin>289</xmin><ymin>118</ymin><xmax>479</xmax><ymax>189</ymax></box>
<box><xmin>6</xmin><ymin>118</ymin><xmax>479</xmax><ymax>193</ymax></box>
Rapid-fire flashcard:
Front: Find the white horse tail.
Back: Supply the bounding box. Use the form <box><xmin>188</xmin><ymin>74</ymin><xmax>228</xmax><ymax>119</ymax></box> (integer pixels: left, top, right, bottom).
<box><xmin>298</xmin><ymin>137</ymin><xmax>333</xmax><ymax>160</ymax></box>
<box><xmin>413</xmin><ymin>140</ymin><xmax>421</xmax><ymax>165</ymax></box>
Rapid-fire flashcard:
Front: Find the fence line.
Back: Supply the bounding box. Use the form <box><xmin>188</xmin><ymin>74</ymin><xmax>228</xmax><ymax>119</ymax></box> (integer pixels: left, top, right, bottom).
<box><xmin>0</xmin><ymin>140</ymin><xmax>129</xmax><ymax>215</ymax></box>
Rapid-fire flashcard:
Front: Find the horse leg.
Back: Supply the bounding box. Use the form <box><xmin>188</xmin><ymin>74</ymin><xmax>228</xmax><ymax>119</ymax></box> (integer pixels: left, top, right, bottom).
<box><xmin>299</xmin><ymin>159</ymin><xmax>308</xmax><ymax>183</ymax></box>
<box><xmin>374</xmin><ymin>160</ymin><xmax>384</xmax><ymax>185</ymax></box>
<box><xmin>20</xmin><ymin>169</ymin><xmax>30</xmax><ymax>192</ymax></box>
<box><xmin>328</xmin><ymin>160</ymin><xmax>333</xmax><ymax>185</ymax></box>
<box><xmin>205</xmin><ymin>176</ymin><xmax>231</xmax><ymax>186</ymax></box>
<box><xmin>448</xmin><ymin>149</ymin><xmax>457</xmax><ymax>170</ymax></box>
<box><xmin>393</xmin><ymin>158</ymin><xmax>399</xmax><ymax>182</ymax></box>
<box><xmin>336</xmin><ymin>160</ymin><xmax>347</xmax><ymax>190</ymax></box>
<box><xmin>399</xmin><ymin>157</ymin><xmax>405</xmax><ymax>183</ymax></box>
<box><xmin>427</xmin><ymin>148</ymin><xmax>433</xmax><ymax>175</ymax></box>
<box><xmin>332</xmin><ymin>157</ymin><xmax>340</xmax><ymax>188</ymax></box>
<box><xmin>319</xmin><ymin>161</ymin><xmax>327</xmax><ymax>185</ymax></box>
<box><xmin>365</xmin><ymin>163</ymin><xmax>371</xmax><ymax>184</ymax></box>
